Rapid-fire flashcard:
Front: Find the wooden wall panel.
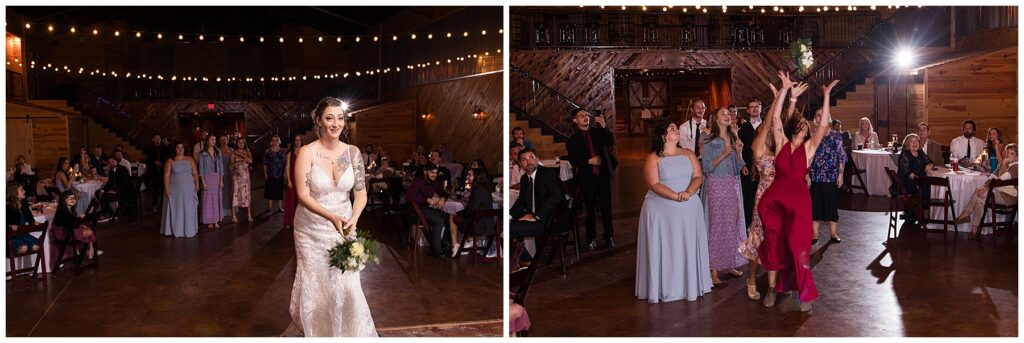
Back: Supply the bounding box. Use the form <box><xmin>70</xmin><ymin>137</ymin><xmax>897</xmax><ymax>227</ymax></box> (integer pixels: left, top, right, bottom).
<box><xmin>511</xmin><ymin>49</ymin><xmax>845</xmax><ymax>126</ymax></box>
<box><xmin>6</xmin><ymin>119</ymin><xmax>34</xmax><ymax>169</ymax></box>
<box><xmin>924</xmin><ymin>47</ymin><xmax>1017</xmax><ymax>145</ymax></box>
<box><xmin>350</xmin><ymin>100</ymin><xmax>418</xmax><ymax>165</ymax></box>
<box><xmin>31</xmin><ymin>118</ymin><xmax>69</xmax><ymax>177</ymax></box>
<box><xmin>386</xmin><ymin>72</ymin><xmax>503</xmax><ymax>172</ymax></box>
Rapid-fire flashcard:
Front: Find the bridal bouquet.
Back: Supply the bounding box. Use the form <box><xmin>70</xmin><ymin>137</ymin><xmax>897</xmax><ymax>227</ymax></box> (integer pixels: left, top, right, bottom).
<box><xmin>790</xmin><ymin>38</ymin><xmax>814</xmax><ymax>76</ymax></box>
<box><xmin>328</xmin><ymin>231</ymin><xmax>381</xmax><ymax>273</ymax></box>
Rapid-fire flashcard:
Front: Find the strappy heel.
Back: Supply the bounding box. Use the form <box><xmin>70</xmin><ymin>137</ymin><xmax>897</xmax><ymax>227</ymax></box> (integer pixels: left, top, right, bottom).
<box><xmin>746</xmin><ymin>280</ymin><xmax>761</xmax><ymax>300</ymax></box>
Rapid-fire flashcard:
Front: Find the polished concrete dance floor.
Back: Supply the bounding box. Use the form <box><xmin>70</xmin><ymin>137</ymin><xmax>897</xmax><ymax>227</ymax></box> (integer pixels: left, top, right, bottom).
<box><xmin>6</xmin><ymin>177</ymin><xmax>502</xmax><ymax>337</ymax></box>
<box><xmin>522</xmin><ymin>136</ymin><xmax>1017</xmax><ymax>337</ymax></box>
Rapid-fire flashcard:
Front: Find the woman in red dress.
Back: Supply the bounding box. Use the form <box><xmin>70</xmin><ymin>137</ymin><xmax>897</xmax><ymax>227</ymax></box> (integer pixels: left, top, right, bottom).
<box><xmin>283</xmin><ymin>134</ymin><xmax>304</xmax><ymax>229</ymax></box>
<box><xmin>756</xmin><ymin>72</ymin><xmax>839</xmax><ymax>311</ymax></box>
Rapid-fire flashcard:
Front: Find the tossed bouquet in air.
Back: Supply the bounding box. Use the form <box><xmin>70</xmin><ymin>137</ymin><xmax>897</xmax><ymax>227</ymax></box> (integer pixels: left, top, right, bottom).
<box><xmin>328</xmin><ymin>230</ymin><xmax>381</xmax><ymax>273</ymax></box>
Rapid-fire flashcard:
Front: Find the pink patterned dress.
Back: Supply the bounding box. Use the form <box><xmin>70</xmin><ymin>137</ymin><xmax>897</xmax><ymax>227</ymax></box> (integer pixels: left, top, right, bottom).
<box><xmin>738</xmin><ymin>154</ymin><xmax>776</xmax><ymax>263</ymax></box>
<box><xmin>233</xmin><ymin>153</ymin><xmax>252</xmax><ymax>208</ymax></box>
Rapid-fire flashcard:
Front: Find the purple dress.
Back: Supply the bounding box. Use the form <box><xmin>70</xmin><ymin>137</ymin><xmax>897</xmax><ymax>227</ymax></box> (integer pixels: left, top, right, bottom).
<box><xmin>701</xmin><ymin>137</ymin><xmax>748</xmax><ymax>270</ymax></box>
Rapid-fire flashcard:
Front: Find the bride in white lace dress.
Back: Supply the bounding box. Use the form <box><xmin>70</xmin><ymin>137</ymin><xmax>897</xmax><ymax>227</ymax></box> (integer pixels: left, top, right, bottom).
<box><xmin>285</xmin><ymin>97</ymin><xmax>377</xmax><ymax>337</ymax></box>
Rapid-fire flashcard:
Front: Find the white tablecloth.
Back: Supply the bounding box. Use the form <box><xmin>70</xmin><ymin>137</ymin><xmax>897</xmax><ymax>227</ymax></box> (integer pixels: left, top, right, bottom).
<box><xmin>74</xmin><ymin>181</ymin><xmax>105</xmax><ymax>214</ymax></box>
<box><xmin>851</xmin><ymin>150</ymin><xmax>898</xmax><ymax>196</ymax></box>
<box><xmin>5</xmin><ymin>204</ymin><xmax>57</xmax><ymax>277</ymax></box>
<box><xmin>541</xmin><ymin>160</ymin><xmax>574</xmax><ymax>182</ymax></box>
<box><xmin>441</xmin><ymin>163</ymin><xmax>462</xmax><ymax>187</ymax></box>
<box><xmin>925</xmin><ymin>167</ymin><xmax>1000</xmax><ymax>234</ymax></box>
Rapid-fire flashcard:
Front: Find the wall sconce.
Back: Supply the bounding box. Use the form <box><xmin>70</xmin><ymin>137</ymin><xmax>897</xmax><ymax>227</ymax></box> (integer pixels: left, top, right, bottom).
<box><xmin>421</xmin><ymin>107</ymin><xmax>434</xmax><ymax>121</ymax></box>
<box><xmin>471</xmin><ymin>106</ymin><xmax>487</xmax><ymax>120</ymax></box>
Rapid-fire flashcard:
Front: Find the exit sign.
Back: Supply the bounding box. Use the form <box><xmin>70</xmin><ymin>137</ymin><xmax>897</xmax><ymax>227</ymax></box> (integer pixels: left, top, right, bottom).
<box><xmin>207</xmin><ymin>103</ymin><xmax>215</xmax><ymax>109</ymax></box>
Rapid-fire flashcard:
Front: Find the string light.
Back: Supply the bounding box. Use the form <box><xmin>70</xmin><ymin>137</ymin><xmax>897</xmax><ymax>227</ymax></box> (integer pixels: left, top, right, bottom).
<box><xmin>114</xmin><ymin>31</ymin><xmax>120</xmax><ymax>37</ymax></box>
<box><xmin>178</xmin><ymin>34</ymin><xmax>184</xmax><ymax>40</ymax></box>
<box><xmin>70</xmin><ymin>27</ymin><xmax>76</xmax><ymax>33</ymax></box>
<box><xmin>279</xmin><ymin>37</ymin><xmax>285</xmax><ymax>43</ymax></box>
<box><xmin>47</xmin><ymin>25</ymin><xmax>53</xmax><ymax>32</ymax></box>
<box><xmin>318</xmin><ymin>36</ymin><xmax>324</xmax><ymax>42</ymax></box>
<box><xmin>25</xmin><ymin>23</ymin><xmax>31</xmax><ymax>29</ymax></box>
<box><xmin>199</xmin><ymin>34</ymin><xmax>204</xmax><ymax>40</ymax></box>
<box><xmin>428</xmin><ymin>33</ymin><xmax>434</xmax><ymax>39</ymax></box>
<box><xmin>219</xmin><ymin>35</ymin><xmax>225</xmax><ymax>42</ymax></box>
<box><xmin>157</xmin><ymin>33</ymin><xmax>163</xmax><ymax>39</ymax></box>
<box><xmin>239</xmin><ymin>36</ymin><xmax>245</xmax><ymax>42</ymax></box>
<box><xmin>29</xmin><ymin>48</ymin><xmax>501</xmax><ymax>83</ymax></box>
<box><xmin>373</xmin><ymin>36</ymin><xmax>378</xmax><ymax>42</ymax></box>
<box><xmin>136</xmin><ymin>32</ymin><xmax>141</xmax><ymax>38</ymax></box>
<box><xmin>355</xmin><ymin>37</ymin><xmax>361</xmax><ymax>42</ymax></box>
<box><xmin>337</xmin><ymin>37</ymin><xmax>342</xmax><ymax>43</ymax></box>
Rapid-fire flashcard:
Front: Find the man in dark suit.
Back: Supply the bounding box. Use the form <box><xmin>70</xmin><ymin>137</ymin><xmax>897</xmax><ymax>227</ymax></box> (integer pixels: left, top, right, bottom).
<box><xmin>99</xmin><ymin>156</ymin><xmax>131</xmax><ymax>217</ymax></box>
<box><xmin>737</xmin><ymin>99</ymin><xmax>763</xmax><ymax>226</ymax></box>
<box><xmin>566</xmin><ymin>108</ymin><xmax>617</xmax><ymax>249</ymax></box>
<box><xmin>146</xmin><ymin>134</ymin><xmax>168</xmax><ymax>211</ymax></box>
<box><xmin>427</xmin><ymin>149</ymin><xmax>453</xmax><ymax>188</ymax></box>
<box><xmin>510</xmin><ymin>148</ymin><xmax>564</xmax><ymax>261</ymax></box>
<box><xmin>90</xmin><ymin>145</ymin><xmax>108</xmax><ymax>176</ymax></box>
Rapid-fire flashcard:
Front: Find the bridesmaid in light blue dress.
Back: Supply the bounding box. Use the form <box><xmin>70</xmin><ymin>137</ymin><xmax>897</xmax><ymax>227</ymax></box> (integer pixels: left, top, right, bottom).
<box><xmin>161</xmin><ymin>143</ymin><xmax>200</xmax><ymax>238</ymax></box>
<box><xmin>636</xmin><ymin>122</ymin><xmax>713</xmax><ymax>303</ymax></box>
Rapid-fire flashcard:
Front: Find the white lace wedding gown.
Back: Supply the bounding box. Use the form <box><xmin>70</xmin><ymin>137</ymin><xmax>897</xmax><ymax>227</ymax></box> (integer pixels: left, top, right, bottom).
<box><xmin>287</xmin><ymin>146</ymin><xmax>377</xmax><ymax>337</ymax></box>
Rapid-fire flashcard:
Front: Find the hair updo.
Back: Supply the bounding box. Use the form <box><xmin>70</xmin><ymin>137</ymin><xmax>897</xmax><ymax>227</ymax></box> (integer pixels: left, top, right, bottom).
<box><xmin>311</xmin><ymin>97</ymin><xmax>349</xmax><ymax>141</ymax></box>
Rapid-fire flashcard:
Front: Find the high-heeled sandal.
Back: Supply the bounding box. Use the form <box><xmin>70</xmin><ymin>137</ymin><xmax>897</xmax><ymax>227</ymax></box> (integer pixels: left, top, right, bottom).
<box><xmin>746</xmin><ymin>280</ymin><xmax>761</xmax><ymax>300</ymax></box>
<box><xmin>763</xmin><ymin>285</ymin><xmax>776</xmax><ymax>307</ymax></box>
<box><xmin>726</xmin><ymin>268</ymin><xmax>743</xmax><ymax>277</ymax></box>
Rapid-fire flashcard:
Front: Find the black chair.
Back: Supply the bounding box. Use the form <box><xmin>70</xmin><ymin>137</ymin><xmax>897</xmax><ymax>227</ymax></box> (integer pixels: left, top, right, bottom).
<box><xmin>52</xmin><ymin>213</ymin><xmax>101</xmax><ymax>275</ymax></box>
<box><xmin>509</xmin><ymin>250</ymin><xmax>538</xmax><ymax>337</ymax></box>
<box><xmin>539</xmin><ymin>198</ymin><xmax>578</xmax><ymax>275</ymax></box>
<box><xmin>455</xmin><ymin>209</ymin><xmax>501</xmax><ymax>267</ymax></box>
<box><xmin>979</xmin><ymin>178</ymin><xmax>1018</xmax><ymax>241</ymax></box>
<box><xmin>6</xmin><ymin>222</ymin><xmax>49</xmax><ymax>289</ymax></box>
<box><xmin>917</xmin><ymin>176</ymin><xmax>958</xmax><ymax>233</ymax></box>
<box><xmin>884</xmin><ymin>167</ymin><xmax>920</xmax><ymax>244</ymax></box>
<box><xmin>846</xmin><ymin>157</ymin><xmax>869</xmax><ymax>194</ymax></box>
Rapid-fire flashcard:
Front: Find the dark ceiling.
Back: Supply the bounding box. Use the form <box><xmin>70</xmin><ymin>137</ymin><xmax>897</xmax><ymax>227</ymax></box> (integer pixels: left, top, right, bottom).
<box><xmin>7</xmin><ymin>6</ymin><xmax>455</xmax><ymax>36</ymax></box>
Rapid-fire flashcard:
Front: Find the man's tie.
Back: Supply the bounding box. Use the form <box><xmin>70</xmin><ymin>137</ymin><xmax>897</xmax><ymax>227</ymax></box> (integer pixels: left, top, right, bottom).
<box><xmin>694</xmin><ymin>121</ymin><xmax>702</xmax><ymax>157</ymax></box>
<box><xmin>528</xmin><ymin>176</ymin><xmax>536</xmax><ymax>214</ymax></box>
<box><xmin>582</xmin><ymin>130</ymin><xmax>600</xmax><ymax>175</ymax></box>
<box><xmin>966</xmin><ymin>140</ymin><xmax>972</xmax><ymax>160</ymax></box>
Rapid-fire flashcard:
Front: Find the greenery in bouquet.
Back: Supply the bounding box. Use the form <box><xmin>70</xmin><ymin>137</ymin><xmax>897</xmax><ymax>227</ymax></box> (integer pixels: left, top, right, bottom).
<box><xmin>790</xmin><ymin>38</ymin><xmax>814</xmax><ymax>76</ymax></box>
<box><xmin>328</xmin><ymin>230</ymin><xmax>381</xmax><ymax>273</ymax></box>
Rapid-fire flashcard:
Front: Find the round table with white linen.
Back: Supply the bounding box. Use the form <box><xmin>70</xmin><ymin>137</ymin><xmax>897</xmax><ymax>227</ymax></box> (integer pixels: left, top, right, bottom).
<box><xmin>540</xmin><ymin>160</ymin><xmax>574</xmax><ymax>182</ymax></box>
<box><xmin>925</xmin><ymin>167</ymin><xmax>999</xmax><ymax>234</ymax></box>
<box><xmin>851</xmin><ymin>149</ymin><xmax>899</xmax><ymax>196</ymax></box>
<box><xmin>73</xmin><ymin>180</ymin><xmax>105</xmax><ymax>214</ymax></box>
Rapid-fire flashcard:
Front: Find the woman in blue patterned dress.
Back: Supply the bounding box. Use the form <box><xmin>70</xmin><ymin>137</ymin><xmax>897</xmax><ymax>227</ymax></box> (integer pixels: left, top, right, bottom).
<box><xmin>809</xmin><ymin>108</ymin><xmax>848</xmax><ymax>244</ymax></box>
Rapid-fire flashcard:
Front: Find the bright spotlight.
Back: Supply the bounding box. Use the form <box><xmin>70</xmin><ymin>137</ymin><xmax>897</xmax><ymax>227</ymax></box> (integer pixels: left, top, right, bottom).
<box><xmin>895</xmin><ymin>47</ymin><xmax>915</xmax><ymax>69</ymax></box>
<box><xmin>340</xmin><ymin>101</ymin><xmax>350</xmax><ymax>111</ymax></box>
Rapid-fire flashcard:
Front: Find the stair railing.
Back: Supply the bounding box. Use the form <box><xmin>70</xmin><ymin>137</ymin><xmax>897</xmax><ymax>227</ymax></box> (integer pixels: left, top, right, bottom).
<box><xmin>510</xmin><ymin>64</ymin><xmax>584</xmax><ymax>141</ymax></box>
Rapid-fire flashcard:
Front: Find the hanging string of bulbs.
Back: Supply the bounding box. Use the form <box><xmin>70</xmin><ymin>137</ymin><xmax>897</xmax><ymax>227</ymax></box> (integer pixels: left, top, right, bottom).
<box><xmin>576</xmin><ymin>5</ymin><xmax>922</xmax><ymax>13</ymax></box>
<box><xmin>15</xmin><ymin>48</ymin><xmax>502</xmax><ymax>83</ymax></box>
<box><xmin>13</xmin><ymin>20</ymin><xmax>502</xmax><ymax>45</ymax></box>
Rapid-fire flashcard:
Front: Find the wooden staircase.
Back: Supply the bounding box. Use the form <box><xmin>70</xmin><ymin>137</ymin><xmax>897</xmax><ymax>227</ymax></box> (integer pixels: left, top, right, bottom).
<box><xmin>511</xmin><ymin>114</ymin><xmax>566</xmax><ymax>160</ymax></box>
<box><xmin>26</xmin><ymin>100</ymin><xmax>146</xmax><ymax>162</ymax></box>
<box><xmin>830</xmin><ymin>78</ymin><xmax>876</xmax><ymax>129</ymax></box>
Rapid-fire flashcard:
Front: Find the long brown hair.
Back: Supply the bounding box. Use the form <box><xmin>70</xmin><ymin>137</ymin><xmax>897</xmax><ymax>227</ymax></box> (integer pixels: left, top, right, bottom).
<box><xmin>704</xmin><ymin>108</ymin><xmax>738</xmax><ymax>146</ymax></box>
<box><xmin>7</xmin><ymin>182</ymin><xmax>24</xmax><ymax>210</ymax></box>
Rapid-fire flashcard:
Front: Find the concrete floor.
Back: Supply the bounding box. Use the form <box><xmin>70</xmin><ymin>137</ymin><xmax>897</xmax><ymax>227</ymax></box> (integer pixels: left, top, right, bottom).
<box><xmin>6</xmin><ymin>176</ymin><xmax>502</xmax><ymax>337</ymax></box>
<box><xmin>522</xmin><ymin>136</ymin><xmax>1017</xmax><ymax>337</ymax></box>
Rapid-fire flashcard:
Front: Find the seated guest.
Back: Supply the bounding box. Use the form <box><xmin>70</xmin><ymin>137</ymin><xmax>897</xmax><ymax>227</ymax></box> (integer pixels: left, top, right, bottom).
<box><xmin>90</xmin><ymin>145</ymin><xmax>108</xmax><ymax>176</ymax></box>
<box><xmin>99</xmin><ymin>156</ymin><xmax>131</xmax><ymax>216</ymax></box>
<box><xmin>53</xmin><ymin>190</ymin><xmax>100</xmax><ymax>259</ymax></box>
<box><xmin>509</xmin><ymin>144</ymin><xmax>525</xmax><ymax>190</ymax></box>
<box><xmin>409</xmin><ymin>153</ymin><xmax>429</xmax><ymax>176</ymax></box>
<box><xmin>950</xmin><ymin>119</ymin><xmax>985</xmax><ymax>163</ymax></box>
<box><xmin>6</xmin><ymin>182</ymin><xmax>41</xmax><ymax>254</ymax></box>
<box><xmin>406</xmin><ymin>163</ymin><xmax>451</xmax><ymax>257</ymax></box>
<box><xmin>438</xmin><ymin>143</ymin><xmax>455</xmax><ymax>164</ymax></box>
<box><xmin>54</xmin><ymin>157</ymin><xmax>73</xmax><ymax>193</ymax></box>
<box><xmin>510</xmin><ymin>148</ymin><xmax>564</xmax><ymax>263</ymax></box>
<box><xmin>896</xmin><ymin>134</ymin><xmax>934</xmax><ymax>223</ymax></box>
<box><xmin>977</xmin><ymin>127</ymin><xmax>1006</xmax><ymax>168</ymax></box>
<box><xmin>460</xmin><ymin>158</ymin><xmax>487</xmax><ymax>188</ymax></box>
<box><xmin>447</xmin><ymin>168</ymin><xmax>497</xmax><ymax>257</ymax></box>
<box><xmin>957</xmin><ymin>144</ymin><xmax>1018</xmax><ymax>239</ymax></box>
<box><xmin>12</xmin><ymin>155</ymin><xmax>38</xmax><ymax>195</ymax></box>
<box><xmin>362</xmin><ymin>144</ymin><xmax>377</xmax><ymax>170</ymax></box>
<box><xmin>71</xmin><ymin>146</ymin><xmax>91</xmax><ymax>169</ymax></box>
<box><xmin>511</xmin><ymin>127</ymin><xmax>536</xmax><ymax>150</ymax></box>
<box><xmin>917</xmin><ymin>123</ymin><xmax>944</xmax><ymax>165</ymax></box>
<box><xmin>853</xmin><ymin>117</ymin><xmax>879</xmax><ymax>149</ymax></box>
<box><xmin>113</xmin><ymin>150</ymin><xmax>133</xmax><ymax>176</ymax></box>
<box><xmin>427</xmin><ymin>149</ymin><xmax>453</xmax><ymax>187</ymax></box>
<box><xmin>833</xmin><ymin>120</ymin><xmax>852</xmax><ymax>150</ymax></box>
<box><xmin>114</xmin><ymin>144</ymin><xmax>127</xmax><ymax>161</ymax></box>
<box><xmin>375</xmin><ymin>145</ymin><xmax>389</xmax><ymax>167</ymax></box>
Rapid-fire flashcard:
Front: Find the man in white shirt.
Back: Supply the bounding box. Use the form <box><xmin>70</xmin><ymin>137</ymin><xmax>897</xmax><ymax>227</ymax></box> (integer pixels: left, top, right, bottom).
<box><xmin>679</xmin><ymin>99</ymin><xmax>710</xmax><ymax>157</ymax></box>
<box><xmin>509</xmin><ymin>144</ymin><xmax>525</xmax><ymax>189</ymax></box>
<box><xmin>949</xmin><ymin>119</ymin><xmax>985</xmax><ymax>163</ymax></box>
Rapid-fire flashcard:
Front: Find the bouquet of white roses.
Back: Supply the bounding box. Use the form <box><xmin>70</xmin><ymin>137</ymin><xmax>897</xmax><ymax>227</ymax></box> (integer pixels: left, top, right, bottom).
<box><xmin>328</xmin><ymin>231</ymin><xmax>381</xmax><ymax>273</ymax></box>
<box><xmin>790</xmin><ymin>38</ymin><xmax>814</xmax><ymax>76</ymax></box>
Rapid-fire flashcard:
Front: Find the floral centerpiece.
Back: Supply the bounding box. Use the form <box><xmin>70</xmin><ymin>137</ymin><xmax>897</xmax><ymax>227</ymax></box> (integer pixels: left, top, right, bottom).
<box><xmin>328</xmin><ymin>231</ymin><xmax>381</xmax><ymax>273</ymax></box>
<box><xmin>790</xmin><ymin>38</ymin><xmax>814</xmax><ymax>76</ymax></box>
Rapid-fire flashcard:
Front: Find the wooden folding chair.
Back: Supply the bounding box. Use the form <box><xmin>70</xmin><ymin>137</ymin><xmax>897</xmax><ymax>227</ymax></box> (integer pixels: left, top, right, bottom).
<box><xmin>408</xmin><ymin>202</ymin><xmax>435</xmax><ymax>253</ymax></box>
<box><xmin>846</xmin><ymin>156</ymin><xmax>869</xmax><ymax>194</ymax></box>
<box><xmin>509</xmin><ymin>254</ymin><xmax>538</xmax><ymax>337</ymax></box>
<box><xmin>883</xmin><ymin>167</ymin><xmax>920</xmax><ymax>244</ymax></box>
<box><xmin>52</xmin><ymin>213</ymin><xmax>101</xmax><ymax>275</ymax></box>
<box><xmin>6</xmin><ymin>222</ymin><xmax>49</xmax><ymax>290</ymax></box>
<box><xmin>455</xmin><ymin>209</ymin><xmax>501</xmax><ymax>267</ymax></box>
<box><xmin>979</xmin><ymin>178</ymin><xmax>1018</xmax><ymax>241</ymax></box>
<box><xmin>917</xmin><ymin>176</ymin><xmax>958</xmax><ymax>233</ymax></box>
